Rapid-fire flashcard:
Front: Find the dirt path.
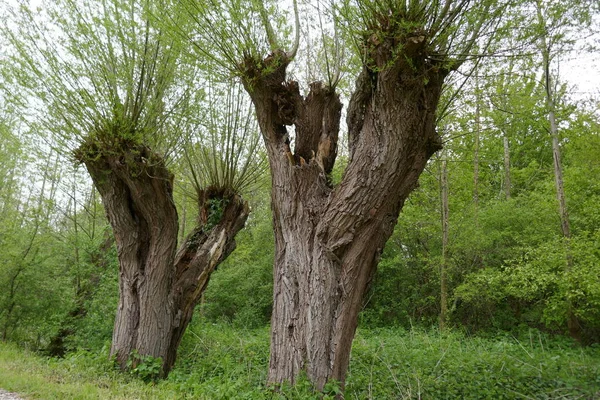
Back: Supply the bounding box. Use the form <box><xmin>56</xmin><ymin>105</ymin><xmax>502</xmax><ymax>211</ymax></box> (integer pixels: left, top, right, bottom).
<box><xmin>0</xmin><ymin>389</ymin><xmax>22</xmax><ymax>400</ymax></box>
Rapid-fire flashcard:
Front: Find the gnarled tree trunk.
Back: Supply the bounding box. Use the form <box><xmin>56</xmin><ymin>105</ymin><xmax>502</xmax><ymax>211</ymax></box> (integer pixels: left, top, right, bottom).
<box><xmin>241</xmin><ymin>26</ymin><xmax>446</xmax><ymax>388</ymax></box>
<box><xmin>77</xmin><ymin>141</ymin><xmax>248</xmax><ymax>376</ymax></box>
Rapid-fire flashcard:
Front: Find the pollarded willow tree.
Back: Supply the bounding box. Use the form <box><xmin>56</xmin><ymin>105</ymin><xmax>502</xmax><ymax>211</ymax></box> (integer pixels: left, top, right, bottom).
<box><xmin>182</xmin><ymin>0</ymin><xmax>511</xmax><ymax>389</ymax></box>
<box><xmin>2</xmin><ymin>0</ymin><xmax>263</xmax><ymax>376</ymax></box>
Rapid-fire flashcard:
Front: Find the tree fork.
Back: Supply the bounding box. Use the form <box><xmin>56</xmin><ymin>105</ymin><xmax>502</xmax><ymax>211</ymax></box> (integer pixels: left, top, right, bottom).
<box><xmin>242</xmin><ymin>23</ymin><xmax>446</xmax><ymax>388</ymax></box>
<box><xmin>78</xmin><ymin>142</ymin><xmax>248</xmax><ymax>376</ymax></box>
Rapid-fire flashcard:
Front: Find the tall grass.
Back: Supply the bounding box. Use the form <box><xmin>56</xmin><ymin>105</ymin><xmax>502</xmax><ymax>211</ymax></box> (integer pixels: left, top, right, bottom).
<box><xmin>1</xmin><ymin>321</ymin><xmax>598</xmax><ymax>399</ymax></box>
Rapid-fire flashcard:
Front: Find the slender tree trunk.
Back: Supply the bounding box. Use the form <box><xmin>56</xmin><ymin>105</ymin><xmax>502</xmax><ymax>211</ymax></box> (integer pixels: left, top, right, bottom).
<box><xmin>472</xmin><ymin>77</ymin><xmax>484</xmax><ymax>270</ymax></box>
<box><xmin>546</xmin><ymin>85</ymin><xmax>580</xmax><ymax>342</ymax></box>
<box><xmin>241</xmin><ymin>29</ymin><xmax>446</xmax><ymax>388</ymax></box>
<box><xmin>180</xmin><ymin>196</ymin><xmax>187</xmax><ymax>244</ymax></box>
<box><xmin>537</xmin><ymin>4</ymin><xmax>579</xmax><ymax>342</ymax></box>
<box><xmin>78</xmin><ymin>142</ymin><xmax>248</xmax><ymax>376</ymax></box>
<box><xmin>474</xmin><ymin>79</ymin><xmax>481</xmax><ymax>215</ymax></box>
<box><xmin>46</xmin><ymin>173</ymin><xmax>82</xmax><ymax>357</ymax></box>
<box><xmin>440</xmin><ymin>156</ymin><xmax>449</xmax><ymax>331</ymax></box>
<box><xmin>547</xmin><ymin>100</ymin><xmax>571</xmax><ymax>240</ymax></box>
<box><xmin>2</xmin><ymin>265</ymin><xmax>23</xmax><ymax>341</ymax></box>
<box><xmin>2</xmin><ymin>153</ymin><xmax>56</xmax><ymax>341</ymax></box>
<box><xmin>503</xmin><ymin>133</ymin><xmax>511</xmax><ymax>199</ymax></box>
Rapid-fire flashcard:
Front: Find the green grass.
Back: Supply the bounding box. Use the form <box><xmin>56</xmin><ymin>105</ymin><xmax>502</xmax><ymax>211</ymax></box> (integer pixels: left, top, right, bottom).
<box><xmin>347</xmin><ymin>328</ymin><xmax>600</xmax><ymax>399</ymax></box>
<box><xmin>0</xmin><ymin>342</ymin><xmax>180</xmax><ymax>399</ymax></box>
<box><xmin>1</xmin><ymin>322</ymin><xmax>599</xmax><ymax>399</ymax></box>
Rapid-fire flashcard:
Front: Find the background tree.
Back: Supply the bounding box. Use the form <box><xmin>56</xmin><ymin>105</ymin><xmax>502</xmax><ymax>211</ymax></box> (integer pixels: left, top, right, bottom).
<box><xmin>0</xmin><ymin>132</ymin><xmax>73</xmax><ymax>345</ymax></box>
<box><xmin>2</xmin><ymin>0</ymin><xmax>262</xmax><ymax>376</ymax></box>
<box><xmin>534</xmin><ymin>0</ymin><xmax>581</xmax><ymax>341</ymax></box>
<box><xmin>439</xmin><ymin>152</ymin><xmax>449</xmax><ymax>331</ymax></box>
<box><xmin>440</xmin><ymin>0</ymin><xmax>600</xmax><ymax>339</ymax></box>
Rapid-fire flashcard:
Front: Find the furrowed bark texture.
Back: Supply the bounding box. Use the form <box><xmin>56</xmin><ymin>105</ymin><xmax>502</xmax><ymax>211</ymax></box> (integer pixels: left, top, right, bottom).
<box><xmin>242</xmin><ymin>29</ymin><xmax>446</xmax><ymax>389</ymax></box>
<box><xmin>78</xmin><ymin>142</ymin><xmax>248</xmax><ymax>376</ymax></box>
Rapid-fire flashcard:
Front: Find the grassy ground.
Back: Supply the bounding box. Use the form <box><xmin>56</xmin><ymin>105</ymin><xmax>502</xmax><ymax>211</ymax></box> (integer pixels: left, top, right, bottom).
<box><xmin>1</xmin><ymin>322</ymin><xmax>599</xmax><ymax>399</ymax></box>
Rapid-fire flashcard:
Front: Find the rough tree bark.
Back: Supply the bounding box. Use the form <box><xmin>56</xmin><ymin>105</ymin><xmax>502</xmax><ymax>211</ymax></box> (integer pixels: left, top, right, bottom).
<box><xmin>75</xmin><ymin>138</ymin><xmax>249</xmax><ymax>376</ymax></box>
<box><xmin>240</xmin><ymin>20</ymin><xmax>447</xmax><ymax>388</ymax></box>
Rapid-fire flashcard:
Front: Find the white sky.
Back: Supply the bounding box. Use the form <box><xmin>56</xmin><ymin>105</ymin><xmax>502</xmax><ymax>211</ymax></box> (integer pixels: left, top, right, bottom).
<box><xmin>562</xmin><ymin>14</ymin><xmax>600</xmax><ymax>102</ymax></box>
<box><xmin>564</xmin><ymin>54</ymin><xmax>600</xmax><ymax>100</ymax></box>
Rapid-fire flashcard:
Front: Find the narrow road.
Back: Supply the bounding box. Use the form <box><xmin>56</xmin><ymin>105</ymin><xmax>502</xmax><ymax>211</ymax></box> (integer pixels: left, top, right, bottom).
<box><xmin>0</xmin><ymin>389</ymin><xmax>22</xmax><ymax>400</ymax></box>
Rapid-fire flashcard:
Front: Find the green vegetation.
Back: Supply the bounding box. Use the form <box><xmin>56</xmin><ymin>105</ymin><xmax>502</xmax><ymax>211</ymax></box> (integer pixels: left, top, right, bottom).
<box><xmin>1</xmin><ymin>322</ymin><xmax>598</xmax><ymax>399</ymax></box>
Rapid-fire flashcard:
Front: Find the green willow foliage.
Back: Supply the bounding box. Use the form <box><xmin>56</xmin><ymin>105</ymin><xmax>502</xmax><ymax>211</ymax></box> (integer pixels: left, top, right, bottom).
<box><xmin>175</xmin><ymin>0</ymin><xmax>293</xmax><ymax>76</ymax></box>
<box><xmin>2</xmin><ymin>0</ymin><xmax>264</xmax><ymax>195</ymax></box>
<box><xmin>4</xmin><ymin>0</ymin><xmax>187</xmax><ymax>152</ymax></box>
<box><xmin>182</xmin><ymin>82</ymin><xmax>266</xmax><ymax>196</ymax></box>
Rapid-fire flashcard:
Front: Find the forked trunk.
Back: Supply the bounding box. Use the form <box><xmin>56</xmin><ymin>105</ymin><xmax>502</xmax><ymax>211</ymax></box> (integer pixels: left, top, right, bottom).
<box><xmin>242</xmin><ymin>29</ymin><xmax>446</xmax><ymax>388</ymax></box>
<box><xmin>78</xmin><ymin>142</ymin><xmax>248</xmax><ymax>376</ymax></box>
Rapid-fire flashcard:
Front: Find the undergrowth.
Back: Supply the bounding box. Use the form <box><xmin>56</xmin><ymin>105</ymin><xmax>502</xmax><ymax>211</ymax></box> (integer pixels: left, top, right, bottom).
<box><xmin>0</xmin><ymin>321</ymin><xmax>598</xmax><ymax>399</ymax></box>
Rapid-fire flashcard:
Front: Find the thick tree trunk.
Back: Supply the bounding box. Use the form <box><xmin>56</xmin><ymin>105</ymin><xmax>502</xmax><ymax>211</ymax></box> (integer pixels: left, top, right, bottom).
<box><xmin>242</xmin><ymin>28</ymin><xmax>446</xmax><ymax>388</ymax></box>
<box><xmin>78</xmin><ymin>142</ymin><xmax>248</xmax><ymax>376</ymax></box>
